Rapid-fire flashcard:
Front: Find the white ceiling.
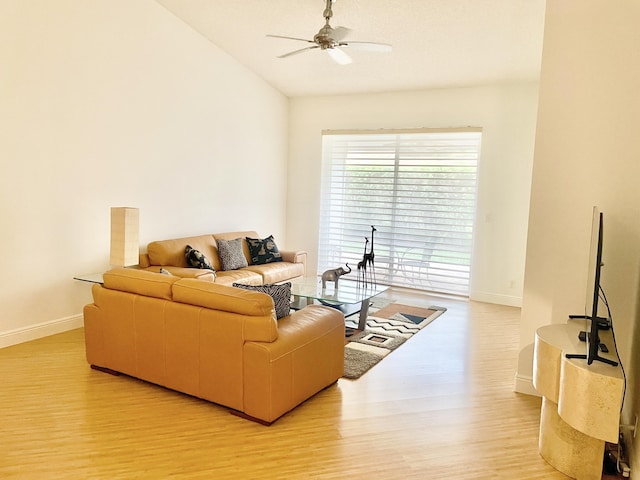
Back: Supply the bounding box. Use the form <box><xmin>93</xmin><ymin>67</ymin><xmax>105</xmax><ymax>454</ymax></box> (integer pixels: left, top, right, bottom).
<box><xmin>155</xmin><ymin>0</ymin><xmax>546</xmax><ymax>98</ymax></box>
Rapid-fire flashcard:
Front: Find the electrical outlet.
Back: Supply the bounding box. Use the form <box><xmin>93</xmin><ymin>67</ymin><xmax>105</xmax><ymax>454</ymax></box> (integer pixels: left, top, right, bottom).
<box><xmin>620</xmin><ymin>415</ymin><xmax>638</xmax><ymax>441</ymax></box>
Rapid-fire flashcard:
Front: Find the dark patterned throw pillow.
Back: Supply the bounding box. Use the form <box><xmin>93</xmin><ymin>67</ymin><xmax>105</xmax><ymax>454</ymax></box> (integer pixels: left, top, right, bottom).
<box><xmin>185</xmin><ymin>245</ymin><xmax>215</xmax><ymax>271</ymax></box>
<box><xmin>232</xmin><ymin>282</ymin><xmax>292</xmax><ymax>319</ymax></box>
<box><xmin>217</xmin><ymin>238</ymin><xmax>249</xmax><ymax>271</ymax></box>
<box><xmin>246</xmin><ymin>235</ymin><xmax>283</xmax><ymax>265</ymax></box>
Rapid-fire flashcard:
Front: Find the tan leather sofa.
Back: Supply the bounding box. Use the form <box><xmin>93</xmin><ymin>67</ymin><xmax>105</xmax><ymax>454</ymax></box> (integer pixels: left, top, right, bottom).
<box><xmin>83</xmin><ymin>268</ymin><xmax>345</xmax><ymax>424</ymax></box>
<box><xmin>138</xmin><ymin>231</ymin><xmax>306</xmax><ymax>286</ymax></box>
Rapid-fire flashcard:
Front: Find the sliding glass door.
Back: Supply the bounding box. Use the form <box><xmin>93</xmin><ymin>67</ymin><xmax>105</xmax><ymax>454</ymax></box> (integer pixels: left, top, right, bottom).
<box><xmin>318</xmin><ymin>128</ymin><xmax>482</xmax><ymax>296</ymax></box>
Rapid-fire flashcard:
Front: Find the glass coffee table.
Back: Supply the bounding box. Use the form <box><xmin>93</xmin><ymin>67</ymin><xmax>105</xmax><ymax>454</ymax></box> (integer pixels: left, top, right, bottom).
<box><xmin>290</xmin><ymin>278</ymin><xmax>388</xmax><ymax>331</ymax></box>
<box><xmin>73</xmin><ymin>273</ymin><xmax>105</xmax><ymax>284</ymax></box>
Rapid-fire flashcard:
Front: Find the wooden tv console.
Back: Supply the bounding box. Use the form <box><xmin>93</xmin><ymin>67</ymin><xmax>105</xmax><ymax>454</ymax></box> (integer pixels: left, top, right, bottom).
<box><xmin>533</xmin><ymin>321</ymin><xmax>624</xmax><ymax>480</ymax></box>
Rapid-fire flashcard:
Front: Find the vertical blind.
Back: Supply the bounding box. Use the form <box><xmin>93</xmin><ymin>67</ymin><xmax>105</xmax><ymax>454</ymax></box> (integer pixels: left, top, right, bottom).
<box><xmin>318</xmin><ymin>128</ymin><xmax>482</xmax><ymax>296</ymax></box>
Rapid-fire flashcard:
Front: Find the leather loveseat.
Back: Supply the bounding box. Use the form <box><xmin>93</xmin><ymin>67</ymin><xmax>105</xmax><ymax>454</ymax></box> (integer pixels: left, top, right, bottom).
<box><xmin>83</xmin><ymin>268</ymin><xmax>345</xmax><ymax>424</ymax></box>
<box><xmin>138</xmin><ymin>231</ymin><xmax>306</xmax><ymax>286</ymax></box>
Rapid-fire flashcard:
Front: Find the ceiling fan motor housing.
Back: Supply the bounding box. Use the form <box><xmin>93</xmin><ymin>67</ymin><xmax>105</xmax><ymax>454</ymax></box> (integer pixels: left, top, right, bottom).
<box><xmin>314</xmin><ymin>25</ymin><xmax>336</xmax><ymax>49</ymax></box>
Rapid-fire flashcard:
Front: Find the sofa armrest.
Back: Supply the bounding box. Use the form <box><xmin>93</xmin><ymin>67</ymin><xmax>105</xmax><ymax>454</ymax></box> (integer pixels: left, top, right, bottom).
<box><xmin>242</xmin><ymin>305</ymin><xmax>344</xmax><ymax>423</ymax></box>
<box><xmin>139</xmin><ymin>252</ymin><xmax>151</xmax><ymax>268</ymax></box>
<box><xmin>280</xmin><ymin>250</ymin><xmax>307</xmax><ymax>275</ymax></box>
<box><xmin>83</xmin><ymin>300</ymin><xmax>104</xmax><ymax>367</ymax></box>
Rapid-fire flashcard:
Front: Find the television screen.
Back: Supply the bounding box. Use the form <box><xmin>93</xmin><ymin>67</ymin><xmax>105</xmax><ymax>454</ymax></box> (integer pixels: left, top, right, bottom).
<box><xmin>584</xmin><ymin>207</ymin><xmax>601</xmax><ymax>322</ymax></box>
<box><xmin>587</xmin><ymin>207</ymin><xmax>605</xmax><ymax>364</ymax></box>
<box><xmin>566</xmin><ymin>207</ymin><xmax>617</xmax><ymax>366</ymax></box>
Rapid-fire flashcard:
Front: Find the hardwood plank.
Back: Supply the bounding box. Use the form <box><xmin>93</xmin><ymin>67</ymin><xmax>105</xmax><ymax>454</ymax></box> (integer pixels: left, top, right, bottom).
<box><xmin>0</xmin><ymin>289</ymin><xmax>574</xmax><ymax>479</ymax></box>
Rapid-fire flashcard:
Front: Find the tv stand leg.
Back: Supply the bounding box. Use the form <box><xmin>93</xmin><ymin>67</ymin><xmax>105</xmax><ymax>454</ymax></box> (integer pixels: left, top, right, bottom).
<box><xmin>594</xmin><ymin>355</ymin><xmax>618</xmax><ymax>367</ymax></box>
<box><xmin>564</xmin><ymin>353</ymin><xmax>618</xmax><ymax>367</ymax></box>
<box><xmin>565</xmin><ymin>353</ymin><xmax>587</xmax><ymax>359</ymax></box>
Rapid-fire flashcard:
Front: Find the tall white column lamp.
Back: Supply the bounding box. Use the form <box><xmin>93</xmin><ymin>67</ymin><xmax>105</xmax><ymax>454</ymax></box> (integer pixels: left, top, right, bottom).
<box><xmin>110</xmin><ymin>207</ymin><xmax>140</xmax><ymax>267</ymax></box>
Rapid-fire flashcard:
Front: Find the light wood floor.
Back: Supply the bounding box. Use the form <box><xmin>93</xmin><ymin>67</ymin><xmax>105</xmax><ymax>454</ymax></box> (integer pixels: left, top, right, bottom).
<box><xmin>0</xmin><ymin>290</ymin><xmax>572</xmax><ymax>479</ymax></box>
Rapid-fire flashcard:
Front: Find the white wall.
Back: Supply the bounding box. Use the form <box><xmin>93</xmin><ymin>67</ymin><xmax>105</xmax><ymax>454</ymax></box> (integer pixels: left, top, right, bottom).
<box><xmin>0</xmin><ymin>0</ymin><xmax>288</xmax><ymax>346</ymax></box>
<box><xmin>287</xmin><ymin>84</ymin><xmax>539</xmax><ymax>306</ymax></box>
<box><xmin>519</xmin><ymin>0</ymin><xmax>640</xmax><ymax>469</ymax></box>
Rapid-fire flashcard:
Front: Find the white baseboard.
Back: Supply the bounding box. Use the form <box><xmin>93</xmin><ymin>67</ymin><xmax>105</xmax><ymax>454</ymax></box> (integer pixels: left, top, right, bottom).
<box><xmin>469</xmin><ymin>291</ymin><xmax>522</xmax><ymax>307</ymax></box>
<box><xmin>514</xmin><ymin>372</ymin><xmax>540</xmax><ymax>397</ymax></box>
<box><xmin>0</xmin><ymin>314</ymin><xmax>83</xmax><ymax>348</ymax></box>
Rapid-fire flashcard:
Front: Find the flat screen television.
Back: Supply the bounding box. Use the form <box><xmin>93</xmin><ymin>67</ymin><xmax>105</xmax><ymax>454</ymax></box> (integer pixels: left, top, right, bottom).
<box><xmin>565</xmin><ymin>207</ymin><xmax>618</xmax><ymax>366</ymax></box>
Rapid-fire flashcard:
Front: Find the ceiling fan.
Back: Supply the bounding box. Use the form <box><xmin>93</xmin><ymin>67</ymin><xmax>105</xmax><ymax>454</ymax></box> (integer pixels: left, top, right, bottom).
<box><xmin>267</xmin><ymin>0</ymin><xmax>392</xmax><ymax>65</ymax></box>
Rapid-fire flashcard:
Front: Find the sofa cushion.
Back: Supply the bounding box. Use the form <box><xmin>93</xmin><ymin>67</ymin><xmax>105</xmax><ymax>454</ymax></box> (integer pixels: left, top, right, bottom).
<box><xmin>246</xmin><ymin>235</ymin><xmax>283</xmax><ymax>265</ymax></box>
<box><xmin>142</xmin><ymin>266</ymin><xmax>216</xmax><ymax>281</ymax></box>
<box><xmin>185</xmin><ymin>245</ymin><xmax>216</xmax><ymax>272</ymax></box>
<box><xmin>172</xmin><ymin>278</ymin><xmax>272</xmax><ymax>316</ymax></box>
<box><xmin>244</xmin><ymin>262</ymin><xmax>305</xmax><ymax>284</ymax></box>
<box><xmin>233</xmin><ymin>282</ymin><xmax>292</xmax><ymax>319</ymax></box>
<box><xmin>103</xmin><ymin>268</ymin><xmax>179</xmax><ymax>300</ymax></box>
<box><xmin>172</xmin><ymin>279</ymin><xmax>278</xmax><ymax>343</ymax></box>
<box><xmin>217</xmin><ymin>238</ymin><xmax>249</xmax><ymax>271</ymax></box>
<box><xmin>147</xmin><ymin>235</ymin><xmax>220</xmax><ymax>270</ymax></box>
<box><xmin>213</xmin><ymin>269</ymin><xmax>263</xmax><ymax>286</ymax></box>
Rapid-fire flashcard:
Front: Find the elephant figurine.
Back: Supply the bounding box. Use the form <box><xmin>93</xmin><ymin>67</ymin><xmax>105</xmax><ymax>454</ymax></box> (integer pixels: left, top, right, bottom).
<box><xmin>321</xmin><ymin>263</ymin><xmax>352</xmax><ymax>289</ymax></box>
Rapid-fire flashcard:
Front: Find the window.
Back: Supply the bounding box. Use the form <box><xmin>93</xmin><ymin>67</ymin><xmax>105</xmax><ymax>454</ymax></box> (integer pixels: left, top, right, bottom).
<box><xmin>318</xmin><ymin>128</ymin><xmax>481</xmax><ymax>296</ymax></box>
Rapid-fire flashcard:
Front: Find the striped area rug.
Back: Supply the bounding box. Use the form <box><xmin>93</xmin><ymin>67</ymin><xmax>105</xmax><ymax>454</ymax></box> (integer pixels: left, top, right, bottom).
<box><xmin>343</xmin><ymin>303</ymin><xmax>446</xmax><ymax>379</ymax></box>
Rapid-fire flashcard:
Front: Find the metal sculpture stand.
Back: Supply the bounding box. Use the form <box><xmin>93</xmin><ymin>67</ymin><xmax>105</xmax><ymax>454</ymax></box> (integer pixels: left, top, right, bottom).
<box><xmin>357</xmin><ymin>225</ymin><xmax>377</xmax><ymax>287</ymax></box>
<box><xmin>357</xmin><ymin>237</ymin><xmax>368</xmax><ymax>287</ymax></box>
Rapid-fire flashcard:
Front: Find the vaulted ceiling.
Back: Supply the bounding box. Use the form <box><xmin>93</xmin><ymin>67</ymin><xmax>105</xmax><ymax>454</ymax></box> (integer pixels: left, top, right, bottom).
<box><xmin>156</xmin><ymin>0</ymin><xmax>546</xmax><ymax>97</ymax></box>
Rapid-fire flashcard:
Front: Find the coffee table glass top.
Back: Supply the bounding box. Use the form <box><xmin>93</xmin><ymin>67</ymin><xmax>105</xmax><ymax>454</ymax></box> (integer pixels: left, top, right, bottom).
<box><xmin>290</xmin><ymin>278</ymin><xmax>388</xmax><ymax>305</ymax></box>
<box><xmin>73</xmin><ymin>273</ymin><xmax>105</xmax><ymax>284</ymax></box>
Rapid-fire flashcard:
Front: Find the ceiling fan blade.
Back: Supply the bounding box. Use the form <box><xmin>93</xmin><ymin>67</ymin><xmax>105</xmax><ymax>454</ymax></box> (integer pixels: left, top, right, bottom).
<box><xmin>331</xmin><ymin>26</ymin><xmax>351</xmax><ymax>42</ymax></box>
<box><xmin>339</xmin><ymin>41</ymin><xmax>393</xmax><ymax>52</ymax></box>
<box><xmin>278</xmin><ymin>45</ymin><xmax>320</xmax><ymax>59</ymax></box>
<box><xmin>327</xmin><ymin>47</ymin><xmax>352</xmax><ymax>65</ymax></box>
<box><xmin>267</xmin><ymin>34</ymin><xmax>315</xmax><ymax>44</ymax></box>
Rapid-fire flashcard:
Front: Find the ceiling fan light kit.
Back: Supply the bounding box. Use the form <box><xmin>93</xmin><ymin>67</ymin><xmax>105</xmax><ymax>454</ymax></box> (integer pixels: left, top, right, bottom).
<box><xmin>267</xmin><ymin>0</ymin><xmax>392</xmax><ymax>65</ymax></box>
